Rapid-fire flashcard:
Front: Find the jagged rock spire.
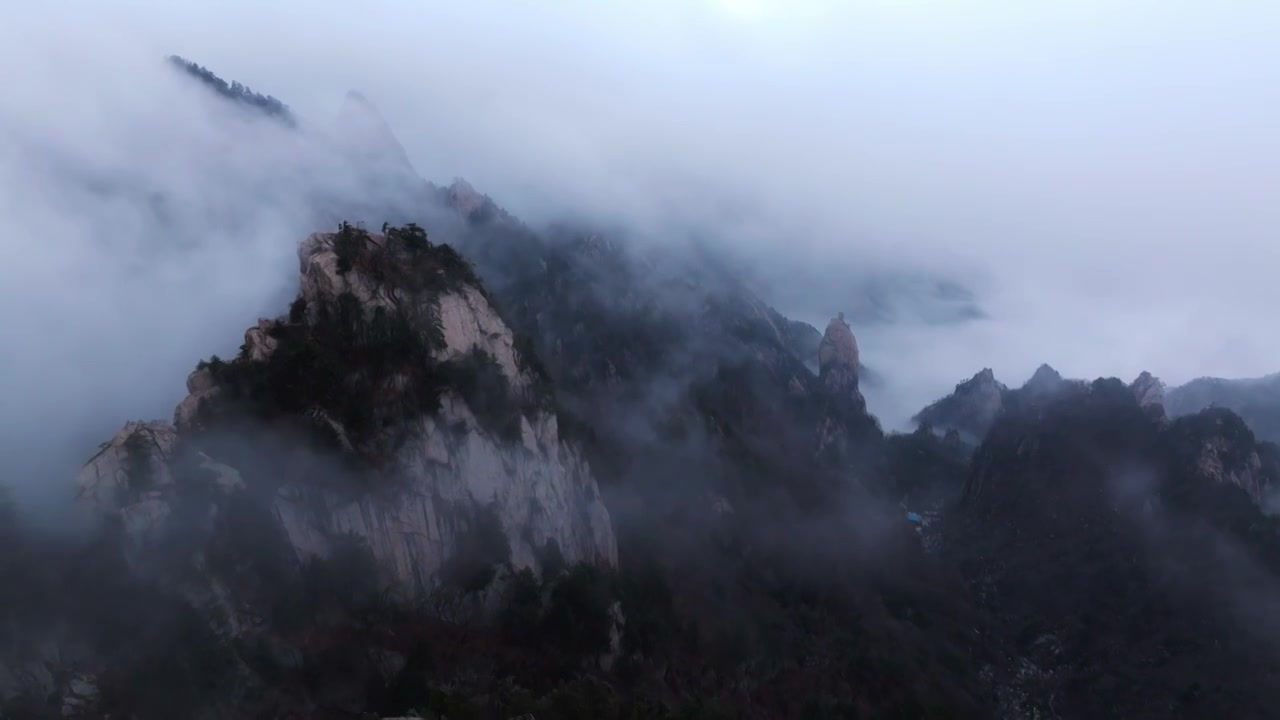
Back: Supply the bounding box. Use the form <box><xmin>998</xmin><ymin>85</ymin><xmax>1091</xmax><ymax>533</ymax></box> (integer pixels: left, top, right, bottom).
<box><xmin>818</xmin><ymin>312</ymin><xmax>859</xmax><ymax>374</ymax></box>
<box><xmin>817</xmin><ymin>312</ymin><xmax>863</xmax><ymax>404</ymax></box>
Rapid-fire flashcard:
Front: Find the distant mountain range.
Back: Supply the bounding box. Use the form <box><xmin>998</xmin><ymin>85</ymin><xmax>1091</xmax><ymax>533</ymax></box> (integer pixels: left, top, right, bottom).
<box><xmin>918</xmin><ymin>364</ymin><xmax>1280</xmax><ymax>449</ymax></box>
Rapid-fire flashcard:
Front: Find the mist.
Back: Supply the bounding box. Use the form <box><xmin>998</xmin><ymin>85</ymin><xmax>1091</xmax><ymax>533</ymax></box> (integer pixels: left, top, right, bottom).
<box><xmin>4</xmin><ymin>0</ymin><xmax>1280</xmax><ymax>503</ymax></box>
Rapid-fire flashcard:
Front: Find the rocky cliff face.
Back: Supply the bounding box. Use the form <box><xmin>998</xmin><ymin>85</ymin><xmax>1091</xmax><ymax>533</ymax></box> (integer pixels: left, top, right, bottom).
<box><xmin>1130</xmin><ymin>370</ymin><xmax>1166</xmax><ymax>416</ymax></box>
<box><xmin>1165</xmin><ymin>407</ymin><xmax>1278</xmax><ymax>505</ymax></box>
<box><xmin>79</xmin><ymin>225</ymin><xmax>615</xmax><ymax>594</ymax></box>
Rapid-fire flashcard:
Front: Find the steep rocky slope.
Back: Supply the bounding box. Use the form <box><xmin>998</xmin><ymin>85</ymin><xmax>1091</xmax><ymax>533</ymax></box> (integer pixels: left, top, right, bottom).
<box><xmin>78</xmin><ymin>223</ymin><xmax>616</xmax><ymax>592</ymax></box>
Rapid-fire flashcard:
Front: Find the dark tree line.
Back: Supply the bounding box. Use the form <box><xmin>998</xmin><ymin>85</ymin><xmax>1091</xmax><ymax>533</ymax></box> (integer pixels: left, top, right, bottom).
<box><xmin>168</xmin><ymin>55</ymin><xmax>296</xmax><ymax>126</ymax></box>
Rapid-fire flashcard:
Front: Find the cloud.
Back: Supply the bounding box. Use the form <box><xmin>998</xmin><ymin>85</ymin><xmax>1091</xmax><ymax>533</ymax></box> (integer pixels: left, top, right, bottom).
<box><xmin>3</xmin><ymin>0</ymin><xmax>1280</xmax><ymax>494</ymax></box>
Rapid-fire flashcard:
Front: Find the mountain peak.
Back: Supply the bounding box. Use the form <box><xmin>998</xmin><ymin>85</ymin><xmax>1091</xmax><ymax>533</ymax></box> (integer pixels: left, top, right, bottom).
<box><xmin>818</xmin><ymin>313</ymin><xmax>859</xmax><ymax>370</ymax></box>
<box><xmin>1024</xmin><ymin>363</ymin><xmax>1064</xmax><ymax>391</ymax></box>
<box><xmin>914</xmin><ymin>368</ymin><xmax>1009</xmax><ymax>445</ymax></box>
<box><xmin>82</xmin><ymin>222</ymin><xmax>616</xmax><ymax>595</ymax></box>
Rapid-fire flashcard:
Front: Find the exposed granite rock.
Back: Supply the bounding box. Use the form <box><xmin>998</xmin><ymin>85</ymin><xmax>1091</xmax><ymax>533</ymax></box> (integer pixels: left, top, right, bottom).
<box><xmin>434</xmin><ymin>287</ymin><xmax>531</xmax><ymax>388</ymax></box>
<box><xmin>818</xmin><ymin>313</ymin><xmax>859</xmax><ymax>372</ymax></box>
<box><xmin>174</xmin><ymin>367</ymin><xmax>219</xmax><ymax>431</ymax></box>
<box><xmin>241</xmin><ymin>318</ymin><xmax>279</xmax><ymax>362</ymax></box>
<box><xmin>273</xmin><ymin>392</ymin><xmax>615</xmax><ymax>591</ymax></box>
<box><xmin>79</xmin><ymin>228</ymin><xmax>616</xmax><ymax>597</ymax></box>
<box><xmin>1130</xmin><ymin>371</ymin><xmax>1166</xmax><ymax>417</ymax></box>
<box><xmin>1197</xmin><ymin>440</ymin><xmax>1267</xmax><ymax>501</ymax></box>
<box><xmin>1169</xmin><ymin>408</ymin><xmax>1275</xmax><ymax>503</ymax></box>
<box><xmin>77</xmin><ymin>421</ymin><xmax>178</xmax><ymax>519</ymax></box>
<box><xmin>817</xmin><ymin>312</ymin><xmax>862</xmax><ymax>402</ymax></box>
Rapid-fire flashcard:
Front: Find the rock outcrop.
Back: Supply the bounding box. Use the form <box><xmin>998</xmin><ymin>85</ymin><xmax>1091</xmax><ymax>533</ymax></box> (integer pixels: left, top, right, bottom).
<box><xmin>79</xmin><ymin>225</ymin><xmax>616</xmax><ymax>595</ymax></box>
<box><xmin>1167</xmin><ymin>407</ymin><xmax>1277</xmax><ymax>504</ymax></box>
<box><xmin>818</xmin><ymin>313</ymin><xmax>859</xmax><ymax>371</ymax></box>
<box><xmin>817</xmin><ymin>312</ymin><xmax>862</xmax><ymax>402</ymax></box>
<box><xmin>1130</xmin><ymin>371</ymin><xmax>1166</xmax><ymax>417</ymax></box>
<box><xmin>78</xmin><ymin>422</ymin><xmax>179</xmax><ymax>509</ymax></box>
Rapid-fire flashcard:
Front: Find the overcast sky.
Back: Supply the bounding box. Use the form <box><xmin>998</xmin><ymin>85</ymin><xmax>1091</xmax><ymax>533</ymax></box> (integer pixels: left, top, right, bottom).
<box><xmin>2</xmin><ymin>1</ymin><xmax>1280</xmax><ymax>495</ymax></box>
